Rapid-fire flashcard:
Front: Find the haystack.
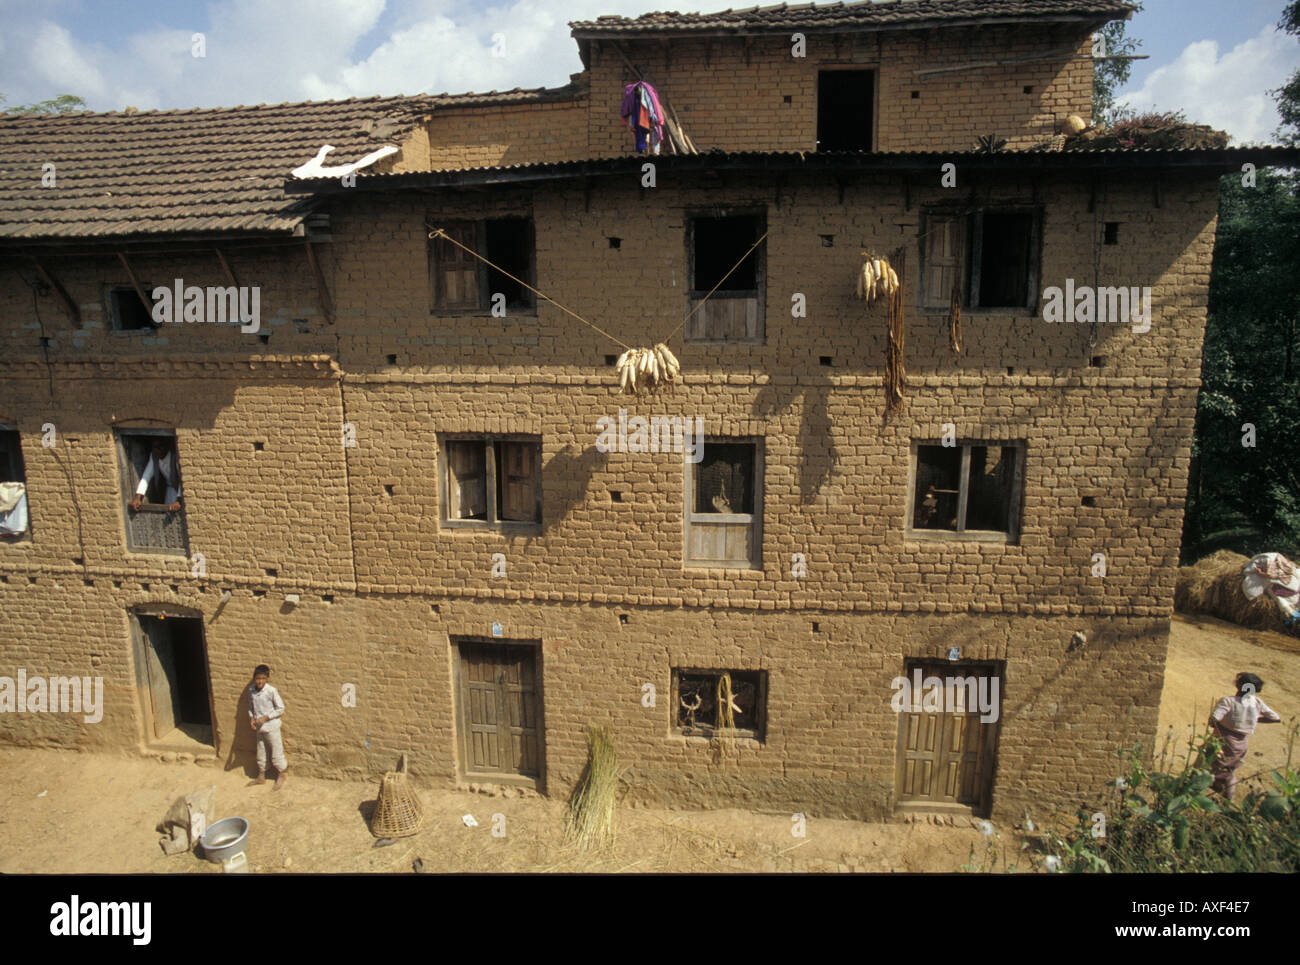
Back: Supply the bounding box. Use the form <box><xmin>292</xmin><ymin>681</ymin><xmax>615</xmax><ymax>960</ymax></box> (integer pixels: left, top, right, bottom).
<box><xmin>566</xmin><ymin>726</ymin><xmax>620</xmax><ymax>851</ymax></box>
<box><xmin>1174</xmin><ymin>550</ymin><xmax>1291</xmax><ymax>632</ymax></box>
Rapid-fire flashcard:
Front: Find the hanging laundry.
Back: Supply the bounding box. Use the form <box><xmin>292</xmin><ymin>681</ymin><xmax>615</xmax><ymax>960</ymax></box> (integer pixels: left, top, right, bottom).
<box><xmin>620</xmin><ymin>81</ymin><xmax>665</xmax><ymax>155</ymax></box>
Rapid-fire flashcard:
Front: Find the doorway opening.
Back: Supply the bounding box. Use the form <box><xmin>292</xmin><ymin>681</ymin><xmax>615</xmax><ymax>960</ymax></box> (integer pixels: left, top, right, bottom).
<box><xmin>453</xmin><ymin>638</ymin><xmax>544</xmax><ymax>788</ymax></box>
<box><xmin>817</xmin><ymin>70</ymin><xmax>874</xmax><ymax>151</ymax></box>
<box><xmin>131</xmin><ymin>610</ymin><xmax>214</xmax><ymax>750</ymax></box>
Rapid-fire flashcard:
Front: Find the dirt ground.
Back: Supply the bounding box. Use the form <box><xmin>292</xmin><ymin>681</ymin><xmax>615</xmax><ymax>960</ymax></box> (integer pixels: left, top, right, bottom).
<box><xmin>1</xmin><ymin>613</ymin><xmax>1295</xmax><ymax>874</ymax></box>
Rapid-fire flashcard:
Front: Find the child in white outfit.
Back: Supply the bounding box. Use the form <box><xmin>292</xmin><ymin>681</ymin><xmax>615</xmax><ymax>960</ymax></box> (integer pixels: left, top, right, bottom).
<box><xmin>248</xmin><ymin>664</ymin><xmax>288</xmax><ymax>790</ymax></box>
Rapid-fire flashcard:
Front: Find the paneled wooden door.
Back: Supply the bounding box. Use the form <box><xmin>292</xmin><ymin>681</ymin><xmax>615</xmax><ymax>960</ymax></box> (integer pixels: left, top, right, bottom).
<box><xmin>455</xmin><ymin>640</ymin><xmax>543</xmax><ymax>783</ymax></box>
<box><xmin>895</xmin><ymin>660</ymin><xmax>1001</xmax><ymax>816</ymax></box>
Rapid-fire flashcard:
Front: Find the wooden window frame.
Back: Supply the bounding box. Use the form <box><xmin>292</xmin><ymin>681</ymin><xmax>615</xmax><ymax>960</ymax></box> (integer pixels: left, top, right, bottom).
<box><xmin>670</xmin><ymin>667</ymin><xmax>767</xmax><ymax>742</ymax></box>
<box><xmin>107</xmin><ymin>284</ymin><xmax>157</xmax><ymax>333</ymax></box>
<box><xmin>684</xmin><ymin>208</ymin><xmax>766</xmax><ymax>343</ymax></box>
<box><xmin>918</xmin><ymin>206</ymin><xmax>1042</xmax><ymax>313</ymax></box>
<box><xmin>114</xmin><ymin>427</ymin><xmax>189</xmax><ymax>556</ymax></box>
<box><xmin>439</xmin><ymin>433</ymin><xmax>542</xmax><ymax>532</ymax></box>
<box><xmin>904</xmin><ymin>440</ymin><xmax>1024</xmax><ymax>544</ymax></box>
<box><xmin>0</xmin><ymin>425</ymin><xmax>30</xmax><ymax>541</ymax></box>
<box><xmin>683</xmin><ymin>437</ymin><xmax>763</xmax><ymax>569</ymax></box>
<box><xmin>429</xmin><ymin>216</ymin><xmax>537</xmax><ymax>316</ymax></box>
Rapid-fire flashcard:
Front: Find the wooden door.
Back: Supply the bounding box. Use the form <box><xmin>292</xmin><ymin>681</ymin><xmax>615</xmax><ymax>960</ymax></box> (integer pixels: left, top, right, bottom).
<box><xmin>896</xmin><ymin>661</ymin><xmax>1000</xmax><ymax>812</ymax></box>
<box><xmin>457</xmin><ymin>641</ymin><xmax>541</xmax><ymax>780</ymax></box>
<box><xmin>142</xmin><ymin>618</ymin><xmax>177</xmax><ymax>739</ymax></box>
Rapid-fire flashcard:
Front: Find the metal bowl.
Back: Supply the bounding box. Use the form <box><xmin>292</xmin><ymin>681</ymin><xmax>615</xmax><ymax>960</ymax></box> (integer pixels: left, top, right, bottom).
<box><xmin>199</xmin><ymin>817</ymin><xmax>249</xmax><ymax>863</ymax></box>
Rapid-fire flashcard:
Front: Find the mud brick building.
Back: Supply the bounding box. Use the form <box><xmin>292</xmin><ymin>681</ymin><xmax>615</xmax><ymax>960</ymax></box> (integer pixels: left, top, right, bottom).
<box><xmin>1</xmin><ymin>0</ymin><xmax>1294</xmax><ymax>821</ymax></box>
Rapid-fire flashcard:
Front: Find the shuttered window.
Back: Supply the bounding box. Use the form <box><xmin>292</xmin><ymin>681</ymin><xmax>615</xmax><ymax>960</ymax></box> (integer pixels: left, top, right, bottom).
<box><xmin>922</xmin><ymin>214</ymin><xmax>963</xmax><ymax>309</ymax></box>
<box><xmin>908</xmin><ymin>441</ymin><xmax>1024</xmax><ymax>542</ymax></box>
<box><xmin>442</xmin><ymin>435</ymin><xmax>541</xmax><ymax>529</ymax></box>
<box><xmin>685</xmin><ymin>439</ymin><xmax>762</xmax><ymax>568</ymax></box>
<box><xmin>432</xmin><ymin>221</ymin><xmax>481</xmax><ymax>310</ymax></box>
<box><xmin>920</xmin><ymin>208</ymin><xmax>1040</xmax><ymax>310</ymax></box>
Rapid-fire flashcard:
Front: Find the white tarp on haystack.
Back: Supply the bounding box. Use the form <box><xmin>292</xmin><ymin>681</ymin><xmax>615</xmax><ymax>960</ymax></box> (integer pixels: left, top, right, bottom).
<box><xmin>1242</xmin><ymin>553</ymin><xmax>1300</xmax><ymax>624</ymax></box>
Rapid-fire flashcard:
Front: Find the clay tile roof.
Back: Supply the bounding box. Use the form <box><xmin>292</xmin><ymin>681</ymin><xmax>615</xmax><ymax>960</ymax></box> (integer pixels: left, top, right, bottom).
<box><xmin>0</xmin><ymin>95</ymin><xmax>439</xmax><ymax>241</ymax></box>
<box><xmin>572</xmin><ymin>0</ymin><xmax>1136</xmax><ymax>34</ymax></box>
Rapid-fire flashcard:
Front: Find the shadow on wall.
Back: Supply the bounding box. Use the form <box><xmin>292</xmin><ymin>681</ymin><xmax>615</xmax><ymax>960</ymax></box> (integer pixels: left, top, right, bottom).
<box><xmin>753</xmin><ymin>379</ymin><xmax>837</xmax><ymax>504</ymax></box>
<box><xmin>222</xmin><ymin>677</ymin><xmax>257</xmax><ymax>776</ymax></box>
<box><xmin>542</xmin><ymin>442</ymin><xmax>611</xmax><ymax>532</ymax></box>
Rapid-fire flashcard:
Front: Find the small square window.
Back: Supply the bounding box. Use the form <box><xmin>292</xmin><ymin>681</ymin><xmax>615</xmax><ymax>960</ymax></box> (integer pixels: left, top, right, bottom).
<box><xmin>109</xmin><ymin>286</ymin><xmax>156</xmax><ymax>332</ymax></box>
<box><xmin>442</xmin><ymin>435</ymin><xmax>541</xmax><ymax>529</ymax></box>
<box><xmin>910</xmin><ymin>442</ymin><xmax>1023</xmax><ymax>541</ymax></box>
<box><xmin>673</xmin><ymin>668</ymin><xmax>766</xmax><ymax>740</ymax></box>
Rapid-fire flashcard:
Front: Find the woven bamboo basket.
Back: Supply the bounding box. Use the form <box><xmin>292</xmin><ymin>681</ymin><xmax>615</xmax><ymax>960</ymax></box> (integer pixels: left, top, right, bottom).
<box><xmin>370</xmin><ymin>753</ymin><xmax>424</xmax><ymax>838</ymax></box>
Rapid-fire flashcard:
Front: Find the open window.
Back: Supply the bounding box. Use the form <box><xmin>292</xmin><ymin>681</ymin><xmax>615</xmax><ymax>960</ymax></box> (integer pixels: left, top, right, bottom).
<box><xmin>115</xmin><ymin>428</ymin><xmax>188</xmax><ymax>553</ymax></box>
<box><xmin>921</xmin><ymin>209</ymin><xmax>1040</xmax><ymax>310</ymax></box>
<box><xmin>442</xmin><ymin>435</ymin><xmax>541</xmax><ymax>529</ymax></box>
<box><xmin>908</xmin><ymin>441</ymin><xmax>1024</xmax><ymax>542</ymax></box>
<box><xmin>673</xmin><ymin>668</ymin><xmax>767</xmax><ymax>740</ymax></box>
<box><xmin>431</xmin><ymin>217</ymin><xmax>536</xmax><ymax>314</ymax></box>
<box><xmin>817</xmin><ymin>69</ymin><xmax>874</xmax><ymax>151</ymax></box>
<box><xmin>108</xmin><ymin>285</ymin><xmax>157</xmax><ymax>331</ymax></box>
<box><xmin>0</xmin><ymin>427</ymin><xmax>29</xmax><ymax>538</ymax></box>
<box><xmin>685</xmin><ymin>438</ymin><xmax>762</xmax><ymax>567</ymax></box>
<box><xmin>685</xmin><ymin>211</ymin><xmax>765</xmax><ymax>341</ymax></box>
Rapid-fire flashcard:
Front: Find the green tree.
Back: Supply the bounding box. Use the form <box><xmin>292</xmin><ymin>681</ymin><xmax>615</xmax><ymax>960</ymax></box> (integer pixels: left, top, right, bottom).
<box><xmin>1093</xmin><ymin>2</ymin><xmax>1144</xmax><ymax>125</ymax></box>
<box><xmin>0</xmin><ymin>93</ymin><xmax>87</xmax><ymax>115</ymax></box>
<box><xmin>1276</xmin><ymin>1</ymin><xmax>1300</xmax><ymax>143</ymax></box>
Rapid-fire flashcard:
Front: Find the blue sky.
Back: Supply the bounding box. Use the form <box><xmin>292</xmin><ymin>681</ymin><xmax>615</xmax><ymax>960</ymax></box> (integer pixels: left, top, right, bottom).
<box><xmin>1</xmin><ymin>0</ymin><xmax>1297</xmax><ymax>143</ymax></box>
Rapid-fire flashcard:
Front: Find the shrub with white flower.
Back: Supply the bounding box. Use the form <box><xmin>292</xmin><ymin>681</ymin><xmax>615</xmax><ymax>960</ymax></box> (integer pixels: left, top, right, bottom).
<box><xmin>1044</xmin><ymin>855</ymin><xmax>1061</xmax><ymax>872</ymax></box>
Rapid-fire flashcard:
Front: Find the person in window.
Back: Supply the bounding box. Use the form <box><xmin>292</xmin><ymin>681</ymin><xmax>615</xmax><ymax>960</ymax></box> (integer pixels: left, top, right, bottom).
<box><xmin>129</xmin><ymin>437</ymin><xmax>182</xmax><ymax>513</ymax></box>
<box><xmin>1208</xmin><ymin>672</ymin><xmax>1281</xmax><ymax>800</ymax></box>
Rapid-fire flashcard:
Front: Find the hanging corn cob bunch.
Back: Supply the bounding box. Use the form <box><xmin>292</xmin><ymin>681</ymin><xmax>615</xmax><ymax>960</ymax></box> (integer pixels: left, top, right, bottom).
<box><xmin>616</xmin><ymin>343</ymin><xmax>680</xmax><ymax>395</ymax></box>
<box><xmin>854</xmin><ymin>250</ymin><xmax>901</xmax><ymax>304</ymax></box>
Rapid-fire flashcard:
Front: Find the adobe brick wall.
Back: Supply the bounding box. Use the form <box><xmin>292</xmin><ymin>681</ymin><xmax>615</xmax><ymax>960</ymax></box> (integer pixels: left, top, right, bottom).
<box><xmin>0</xmin><ymin>166</ymin><xmax>1216</xmax><ymax>820</ymax></box>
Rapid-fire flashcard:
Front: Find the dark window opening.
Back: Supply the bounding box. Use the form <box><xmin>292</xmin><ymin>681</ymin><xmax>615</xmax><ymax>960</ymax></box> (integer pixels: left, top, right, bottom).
<box><xmin>134</xmin><ymin>612</ymin><xmax>212</xmax><ymax>745</ymax></box>
<box><xmin>817</xmin><ymin>70</ymin><xmax>874</xmax><ymax>151</ymax></box>
<box><xmin>975</xmin><ymin>212</ymin><xmax>1034</xmax><ymax>308</ymax></box>
<box><xmin>912</xmin><ymin>443</ymin><xmax>1022</xmax><ymax>537</ymax></box>
<box><xmin>692</xmin><ymin>215</ymin><xmax>761</xmax><ymax>292</ymax></box>
<box><xmin>485</xmin><ymin>217</ymin><xmax>534</xmax><ymax>311</ymax></box>
<box><xmin>110</xmin><ymin>286</ymin><xmax>155</xmax><ymax>331</ymax></box>
<box><xmin>0</xmin><ymin>428</ymin><xmax>29</xmax><ymax>537</ymax></box>
<box><xmin>695</xmin><ymin>442</ymin><xmax>755</xmax><ymax>515</ymax></box>
<box><xmin>674</xmin><ymin>668</ymin><xmax>766</xmax><ymax>739</ymax></box>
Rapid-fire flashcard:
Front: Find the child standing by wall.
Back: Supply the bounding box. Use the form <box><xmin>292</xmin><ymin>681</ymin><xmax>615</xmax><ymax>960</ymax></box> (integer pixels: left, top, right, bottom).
<box><xmin>247</xmin><ymin>664</ymin><xmax>288</xmax><ymax>790</ymax></box>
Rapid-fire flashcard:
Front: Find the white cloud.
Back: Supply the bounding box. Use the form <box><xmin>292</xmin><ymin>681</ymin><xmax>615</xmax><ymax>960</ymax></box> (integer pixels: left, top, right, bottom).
<box><xmin>28</xmin><ymin>22</ymin><xmax>107</xmax><ymax>102</ymax></box>
<box><xmin>1118</xmin><ymin>26</ymin><xmax>1300</xmax><ymax>145</ymax></box>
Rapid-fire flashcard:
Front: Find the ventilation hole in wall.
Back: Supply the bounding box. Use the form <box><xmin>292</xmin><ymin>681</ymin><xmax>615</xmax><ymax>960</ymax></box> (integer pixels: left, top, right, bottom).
<box><xmin>431</xmin><ymin>604</ymin><xmax>440</xmax><ymax>614</ymax></box>
<box><xmin>384</xmin><ymin>484</ymin><xmax>395</xmax><ymax>497</ymax></box>
<box><xmin>1090</xmin><ymin>355</ymin><xmax>1106</xmax><ymax>368</ymax></box>
<box><xmin>140</xmin><ymin>582</ymin><xmax>149</xmax><ymax>591</ymax></box>
<box><xmin>819</xmin><ymin>234</ymin><xmax>834</xmax><ymax>247</ymax></box>
<box><xmin>40</xmin><ymin>336</ymin><xmax>52</xmax><ymax>348</ymax></box>
<box><xmin>1023</xmin><ymin>85</ymin><xmax>1034</xmax><ymax>94</ymax></box>
<box><xmin>113</xmin><ymin>581</ymin><xmax>122</xmax><ymax>589</ymax></box>
<box><xmin>605</xmin><ymin>354</ymin><xmax>618</xmax><ymax>366</ymax></box>
<box><xmin>1104</xmin><ymin>221</ymin><xmax>1119</xmax><ymax>245</ymax></box>
<box><xmin>322</xmin><ymin>594</ymin><xmax>334</xmax><ymax>604</ymax></box>
<box><xmin>386</xmin><ymin>354</ymin><xmax>397</xmax><ymax>365</ymax></box>
<box><xmin>170</xmin><ymin>584</ymin><xmax>178</xmax><ymax>593</ymax></box>
<box><xmin>293</xmin><ymin>318</ymin><xmax>310</xmax><ymax>333</ymax></box>
<box><xmin>253</xmin><ymin>589</ymin><xmax>267</xmax><ymax>599</ymax></box>
<box><xmin>618</xmin><ymin>613</ymin><xmax>629</xmax><ymax>625</ymax></box>
<box><xmin>812</xmin><ymin>621</ymin><xmax>821</xmax><ymax>633</ymax></box>
<box><xmin>820</xmin><ymin>356</ymin><xmax>833</xmax><ymax>366</ymax></box>
<box><xmin>910</xmin><ymin>90</ymin><xmax>920</xmax><ymax>99</ymax></box>
<box><xmin>265</xmin><ymin>568</ymin><xmax>277</xmax><ymax>577</ymax></box>
<box><xmin>84</xmin><ymin>579</ymin><xmax>94</xmax><ymax>587</ymax></box>
<box><xmin>1082</xmin><ymin>496</ymin><xmax>1096</xmax><ymax>507</ymax></box>
<box><xmin>1006</xmin><ymin>366</ymin><xmax>1015</xmax><ymax>376</ymax></box>
<box><xmin>783</xmin><ymin>94</ymin><xmax>792</xmax><ymax>104</ymax></box>
<box><xmin>0</xmin><ymin>574</ymin><xmax>7</xmax><ymax>583</ymax></box>
<box><xmin>608</xmin><ymin>237</ymin><xmax>622</xmax><ymax>249</ymax></box>
<box><xmin>73</xmin><ymin>557</ymin><xmax>84</xmax><ymax>565</ymax></box>
<box><xmin>254</xmin><ymin>441</ymin><xmax>264</xmax><ymax>451</ymax></box>
<box><xmin>258</xmin><ymin>334</ymin><xmax>270</xmax><ymax>345</ymax></box>
<box><xmin>29</xmin><ymin>576</ymin><xmax>38</xmax><ymax>585</ymax></box>
<box><xmin>610</xmin><ymin>490</ymin><xmax>624</xmax><ymax>503</ymax></box>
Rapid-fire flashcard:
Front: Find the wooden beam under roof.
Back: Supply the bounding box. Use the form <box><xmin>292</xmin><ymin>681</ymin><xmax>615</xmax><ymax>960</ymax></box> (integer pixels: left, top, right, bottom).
<box><xmin>30</xmin><ymin>258</ymin><xmax>79</xmax><ymax>325</ymax></box>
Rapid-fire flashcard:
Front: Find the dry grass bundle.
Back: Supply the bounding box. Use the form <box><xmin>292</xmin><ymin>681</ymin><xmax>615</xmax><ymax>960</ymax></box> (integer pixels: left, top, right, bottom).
<box><xmin>885</xmin><ymin>246</ymin><xmax>907</xmax><ymax>414</ymax></box>
<box><xmin>1174</xmin><ymin>550</ymin><xmax>1292</xmax><ymax>632</ymax></box>
<box><xmin>715</xmin><ymin>672</ymin><xmax>736</xmax><ymax>730</ymax></box>
<box><xmin>566</xmin><ymin>726</ymin><xmax>621</xmax><ymax>851</ymax></box>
